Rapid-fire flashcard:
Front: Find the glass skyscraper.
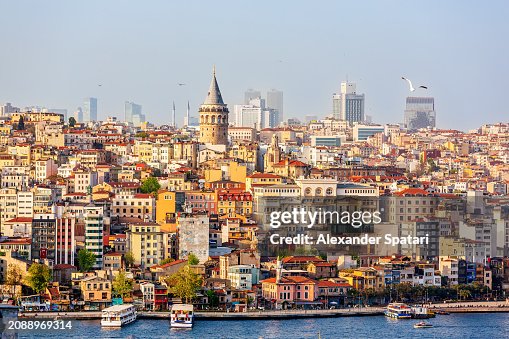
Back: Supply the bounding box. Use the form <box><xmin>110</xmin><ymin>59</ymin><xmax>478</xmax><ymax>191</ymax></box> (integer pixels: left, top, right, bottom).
<box><xmin>83</xmin><ymin>97</ymin><xmax>98</xmax><ymax>122</ymax></box>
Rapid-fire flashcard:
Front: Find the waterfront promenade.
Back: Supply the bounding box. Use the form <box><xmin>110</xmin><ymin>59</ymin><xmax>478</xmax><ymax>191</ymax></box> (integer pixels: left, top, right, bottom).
<box><xmin>18</xmin><ymin>301</ymin><xmax>509</xmax><ymax>320</ymax></box>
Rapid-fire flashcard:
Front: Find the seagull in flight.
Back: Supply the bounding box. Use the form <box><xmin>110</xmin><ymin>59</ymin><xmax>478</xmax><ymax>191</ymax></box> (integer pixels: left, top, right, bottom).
<box><xmin>401</xmin><ymin>77</ymin><xmax>428</xmax><ymax>92</ymax></box>
<box><xmin>177</xmin><ymin>83</ymin><xmax>186</xmax><ymax>86</ymax></box>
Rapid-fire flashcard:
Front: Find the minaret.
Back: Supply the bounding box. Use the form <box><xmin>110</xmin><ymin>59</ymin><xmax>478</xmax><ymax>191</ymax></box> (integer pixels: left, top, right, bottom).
<box><xmin>199</xmin><ymin>66</ymin><xmax>229</xmax><ymax>145</ymax></box>
<box><xmin>172</xmin><ymin>101</ymin><xmax>176</xmax><ymax>128</ymax></box>
<box><xmin>184</xmin><ymin>100</ymin><xmax>190</xmax><ymax>126</ymax></box>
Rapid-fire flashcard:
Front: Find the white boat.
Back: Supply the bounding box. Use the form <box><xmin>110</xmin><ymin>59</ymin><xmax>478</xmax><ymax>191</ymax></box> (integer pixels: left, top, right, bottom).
<box><xmin>385</xmin><ymin>303</ymin><xmax>412</xmax><ymax>319</ymax></box>
<box><xmin>101</xmin><ymin>304</ymin><xmax>137</xmax><ymax>327</ymax></box>
<box><xmin>414</xmin><ymin>321</ymin><xmax>433</xmax><ymax>328</ymax></box>
<box><xmin>170</xmin><ymin>304</ymin><xmax>194</xmax><ymax>328</ymax></box>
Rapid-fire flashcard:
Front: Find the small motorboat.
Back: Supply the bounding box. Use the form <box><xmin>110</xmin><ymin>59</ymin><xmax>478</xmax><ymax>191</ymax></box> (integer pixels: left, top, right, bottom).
<box><xmin>435</xmin><ymin>309</ymin><xmax>450</xmax><ymax>315</ymax></box>
<box><xmin>414</xmin><ymin>321</ymin><xmax>433</xmax><ymax>328</ymax></box>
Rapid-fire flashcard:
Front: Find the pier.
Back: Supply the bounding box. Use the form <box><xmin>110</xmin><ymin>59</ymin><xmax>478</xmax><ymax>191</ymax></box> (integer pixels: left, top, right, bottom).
<box><xmin>18</xmin><ymin>301</ymin><xmax>509</xmax><ymax>321</ymax></box>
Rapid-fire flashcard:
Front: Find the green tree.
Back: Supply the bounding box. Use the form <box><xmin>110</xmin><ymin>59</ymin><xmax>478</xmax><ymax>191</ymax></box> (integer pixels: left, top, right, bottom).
<box><xmin>17</xmin><ymin>116</ymin><xmax>25</xmax><ymax>130</ymax></box>
<box><xmin>77</xmin><ymin>249</ymin><xmax>96</xmax><ymax>272</ymax></box>
<box><xmin>124</xmin><ymin>251</ymin><xmax>135</xmax><ymax>268</ymax></box>
<box><xmin>135</xmin><ymin>131</ymin><xmax>149</xmax><ymax>138</ymax></box>
<box><xmin>140</xmin><ymin>177</ymin><xmax>161</xmax><ymax>194</ymax></box>
<box><xmin>206</xmin><ymin>289</ymin><xmax>219</xmax><ymax>308</ymax></box>
<box><xmin>188</xmin><ymin>253</ymin><xmax>199</xmax><ymax>265</ymax></box>
<box><xmin>25</xmin><ymin>263</ymin><xmax>51</xmax><ymax>294</ymax></box>
<box><xmin>69</xmin><ymin>116</ymin><xmax>76</xmax><ymax>127</ymax></box>
<box><xmin>165</xmin><ymin>265</ymin><xmax>202</xmax><ymax>303</ymax></box>
<box><xmin>159</xmin><ymin>258</ymin><xmax>175</xmax><ymax>265</ymax></box>
<box><xmin>113</xmin><ymin>270</ymin><xmax>134</xmax><ymax>299</ymax></box>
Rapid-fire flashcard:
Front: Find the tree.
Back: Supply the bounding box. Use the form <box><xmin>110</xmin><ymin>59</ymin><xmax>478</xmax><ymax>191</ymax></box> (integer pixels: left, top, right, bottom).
<box><xmin>77</xmin><ymin>249</ymin><xmax>96</xmax><ymax>272</ymax></box>
<box><xmin>124</xmin><ymin>251</ymin><xmax>135</xmax><ymax>268</ymax></box>
<box><xmin>188</xmin><ymin>253</ymin><xmax>199</xmax><ymax>265</ymax></box>
<box><xmin>159</xmin><ymin>258</ymin><xmax>175</xmax><ymax>265</ymax></box>
<box><xmin>459</xmin><ymin>289</ymin><xmax>472</xmax><ymax>300</ymax></box>
<box><xmin>69</xmin><ymin>116</ymin><xmax>76</xmax><ymax>127</ymax></box>
<box><xmin>135</xmin><ymin>131</ymin><xmax>149</xmax><ymax>138</ymax></box>
<box><xmin>165</xmin><ymin>265</ymin><xmax>202</xmax><ymax>303</ymax></box>
<box><xmin>25</xmin><ymin>263</ymin><xmax>51</xmax><ymax>294</ymax></box>
<box><xmin>17</xmin><ymin>116</ymin><xmax>25</xmax><ymax>130</ymax></box>
<box><xmin>140</xmin><ymin>177</ymin><xmax>161</xmax><ymax>195</ymax></box>
<box><xmin>113</xmin><ymin>270</ymin><xmax>133</xmax><ymax>299</ymax></box>
<box><xmin>206</xmin><ymin>289</ymin><xmax>219</xmax><ymax>308</ymax></box>
<box><xmin>6</xmin><ymin>264</ymin><xmax>23</xmax><ymax>298</ymax></box>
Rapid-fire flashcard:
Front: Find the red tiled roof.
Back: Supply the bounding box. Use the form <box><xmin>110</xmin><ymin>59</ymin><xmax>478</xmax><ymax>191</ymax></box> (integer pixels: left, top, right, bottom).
<box><xmin>133</xmin><ymin>193</ymin><xmax>153</xmax><ymax>199</ymax></box>
<box><xmin>248</xmin><ymin>173</ymin><xmax>282</xmax><ymax>179</ymax></box>
<box><xmin>0</xmin><ymin>238</ymin><xmax>31</xmax><ymax>245</ymax></box>
<box><xmin>317</xmin><ymin>281</ymin><xmax>351</xmax><ymax>288</ymax></box>
<box><xmin>282</xmin><ymin>256</ymin><xmax>325</xmax><ymax>264</ymax></box>
<box><xmin>5</xmin><ymin>217</ymin><xmax>32</xmax><ymax>223</ymax></box>
<box><xmin>104</xmin><ymin>252</ymin><xmax>123</xmax><ymax>257</ymax></box>
<box><xmin>393</xmin><ymin>188</ymin><xmax>433</xmax><ymax>197</ymax></box>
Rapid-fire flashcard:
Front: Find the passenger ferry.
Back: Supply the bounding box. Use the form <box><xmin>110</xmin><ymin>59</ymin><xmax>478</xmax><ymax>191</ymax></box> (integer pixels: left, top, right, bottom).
<box><xmin>385</xmin><ymin>303</ymin><xmax>412</xmax><ymax>319</ymax></box>
<box><xmin>170</xmin><ymin>304</ymin><xmax>194</xmax><ymax>328</ymax></box>
<box><xmin>101</xmin><ymin>304</ymin><xmax>137</xmax><ymax>327</ymax></box>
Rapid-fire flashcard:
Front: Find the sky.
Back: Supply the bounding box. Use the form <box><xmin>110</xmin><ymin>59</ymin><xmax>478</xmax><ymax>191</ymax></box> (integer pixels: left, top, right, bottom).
<box><xmin>0</xmin><ymin>0</ymin><xmax>508</xmax><ymax>130</ymax></box>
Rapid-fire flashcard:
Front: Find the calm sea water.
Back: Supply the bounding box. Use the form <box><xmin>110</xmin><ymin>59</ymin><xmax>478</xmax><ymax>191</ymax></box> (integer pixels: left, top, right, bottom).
<box><xmin>17</xmin><ymin>313</ymin><xmax>509</xmax><ymax>339</ymax></box>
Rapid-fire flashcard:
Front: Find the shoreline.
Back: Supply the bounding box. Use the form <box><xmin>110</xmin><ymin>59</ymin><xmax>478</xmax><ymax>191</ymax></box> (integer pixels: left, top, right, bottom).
<box><xmin>18</xmin><ymin>301</ymin><xmax>509</xmax><ymax>320</ymax></box>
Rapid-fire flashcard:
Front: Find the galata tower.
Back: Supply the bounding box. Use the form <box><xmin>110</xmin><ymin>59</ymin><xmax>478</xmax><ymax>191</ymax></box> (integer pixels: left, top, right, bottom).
<box><xmin>199</xmin><ymin>66</ymin><xmax>229</xmax><ymax>145</ymax></box>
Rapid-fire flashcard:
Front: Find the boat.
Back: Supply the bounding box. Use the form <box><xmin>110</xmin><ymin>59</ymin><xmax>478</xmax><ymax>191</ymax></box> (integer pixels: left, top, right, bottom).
<box><xmin>385</xmin><ymin>303</ymin><xmax>412</xmax><ymax>319</ymax></box>
<box><xmin>411</xmin><ymin>306</ymin><xmax>435</xmax><ymax>319</ymax></box>
<box><xmin>170</xmin><ymin>304</ymin><xmax>194</xmax><ymax>328</ymax></box>
<box><xmin>435</xmin><ymin>309</ymin><xmax>450</xmax><ymax>315</ymax></box>
<box><xmin>413</xmin><ymin>321</ymin><xmax>433</xmax><ymax>328</ymax></box>
<box><xmin>101</xmin><ymin>304</ymin><xmax>137</xmax><ymax>327</ymax></box>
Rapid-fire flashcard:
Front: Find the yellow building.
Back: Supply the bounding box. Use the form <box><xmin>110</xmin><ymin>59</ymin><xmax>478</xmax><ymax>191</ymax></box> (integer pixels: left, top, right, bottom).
<box><xmin>8</xmin><ymin>144</ymin><xmax>31</xmax><ymax>165</ymax></box>
<box><xmin>126</xmin><ymin>222</ymin><xmax>164</xmax><ymax>268</ymax></box>
<box><xmin>339</xmin><ymin>267</ymin><xmax>384</xmax><ymax>290</ymax></box>
<box><xmin>245</xmin><ymin>173</ymin><xmax>282</xmax><ymax>192</ymax></box>
<box><xmin>11</xmin><ymin>112</ymin><xmax>64</xmax><ymax>123</ymax></box>
<box><xmin>205</xmin><ymin>168</ymin><xmax>222</xmax><ymax>182</ymax></box>
<box><xmin>217</xmin><ymin>189</ymin><xmax>253</xmax><ymax>218</ymax></box>
<box><xmin>79</xmin><ymin>276</ymin><xmax>112</xmax><ymax>309</ymax></box>
<box><xmin>0</xmin><ymin>155</ymin><xmax>16</xmax><ymax>169</ymax></box>
<box><xmin>156</xmin><ymin>191</ymin><xmax>180</xmax><ymax>228</ymax></box>
<box><xmin>133</xmin><ymin>141</ymin><xmax>153</xmax><ymax>163</ymax></box>
<box><xmin>229</xmin><ymin>143</ymin><xmax>259</xmax><ymax>167</ymax></box>
<box><xmin>229</xmin><ymin>162</ymin><xmax>247</xmax><ymax>184</ymax></box>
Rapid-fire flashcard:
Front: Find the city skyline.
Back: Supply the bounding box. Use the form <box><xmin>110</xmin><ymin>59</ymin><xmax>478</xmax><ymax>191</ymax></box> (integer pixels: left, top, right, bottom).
<box><xmin>0</xmin><ymin>1</ymin><xmax>508</xmax><ymax>130</ymax></box>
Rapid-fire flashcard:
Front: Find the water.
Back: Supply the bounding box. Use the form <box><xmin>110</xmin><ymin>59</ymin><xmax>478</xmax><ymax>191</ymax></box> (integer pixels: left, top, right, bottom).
<box><xmin>17</xmin><ymin>313</ymin><xmax>509</xmax><ymax>339</ymax></box>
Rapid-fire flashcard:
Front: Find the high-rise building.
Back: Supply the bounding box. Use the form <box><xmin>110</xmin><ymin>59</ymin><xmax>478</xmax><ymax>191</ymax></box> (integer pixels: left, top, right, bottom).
<box><xmin>245</xmin><ymin>89</ymin><xmax>261</xmax><ymax>105</ymax></box>
<box><xmin>234</xmin><ymin>97</ymin><xmax>277</xmax><ymax>130</ymax></box>
<box><xmin>267</xmin><ymin>89</ymin><xmax>283</xmax><ymax>124</ymax></box>
<box><xmin>125</xmin><ymin>101</ymin><xmax>143</xmax><ymax>124</ymax></box>
<box><xmin>199</xmin><ymin>67</ymin><xmax>229</xmax><ymax>145</ymax></box>
<box><xmin>74</xmin><ymin>107</ymin><xmax>83</xmax><ymax>122</ymax></box>
<box><xmin>332</xmin><ymin>82</ymin><xmax>365</xmax><ymax>123</ymax></box>
<box><xmin>353</xmin><ymin>124</ymin><xmax>385</xmax><ymax>142</ymax></box>
<box><xmin>83</xmin><ymin>97</ymin><xmax>98</xmax><ymax>122</ymax></box>
<box><xmin>404</xmin><ymin>97</ymin><xmax>436</xmax><ymax>130</ymax></box>
<box><xmin>0</xmin><ymin>103</ymin><xmax>20</xmax><ymax>116</ymax></box>
<box><xmin>31</xmin><ymin>213</ymin><xmax>57</xmax><ymax>263</ymax></box>
<box><xmin>84</xmin><ymin>205</ymin><xmax>104</xmax><ymax>269</ymax></box>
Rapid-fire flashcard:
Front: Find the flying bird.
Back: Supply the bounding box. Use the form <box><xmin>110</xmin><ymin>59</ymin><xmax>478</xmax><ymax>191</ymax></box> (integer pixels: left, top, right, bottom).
<box><xmin>177</xmin><ymin>83</ymin><xmax>186</xmax><ymax>86</ymax></box>
<box><xmin>401</xmin><ymin>77</ymin><xmax>428</xmax><ymax>92</ymax></box>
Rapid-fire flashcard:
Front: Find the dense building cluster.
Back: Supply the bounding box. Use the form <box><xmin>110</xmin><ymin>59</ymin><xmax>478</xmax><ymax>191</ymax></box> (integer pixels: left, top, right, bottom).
<box><xmin>0</xmin><ymin>70</ymin><xmax>508</xmax><ymax>312</ymax></box>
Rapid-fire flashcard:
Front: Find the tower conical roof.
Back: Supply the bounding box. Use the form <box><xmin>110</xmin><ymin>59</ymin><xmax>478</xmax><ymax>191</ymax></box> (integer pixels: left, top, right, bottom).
<box><xmin>204</xmin><ymin>66</ymin><xmax>224</xmax><ymax>105</ymax></box>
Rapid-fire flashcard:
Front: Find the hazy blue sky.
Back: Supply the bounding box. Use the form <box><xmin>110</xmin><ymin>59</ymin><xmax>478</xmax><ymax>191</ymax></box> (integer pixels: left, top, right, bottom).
<box><xmin>0</xmin><ymin>1</ymin><xmax>508</xmax><ymax>130</ymax></box>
